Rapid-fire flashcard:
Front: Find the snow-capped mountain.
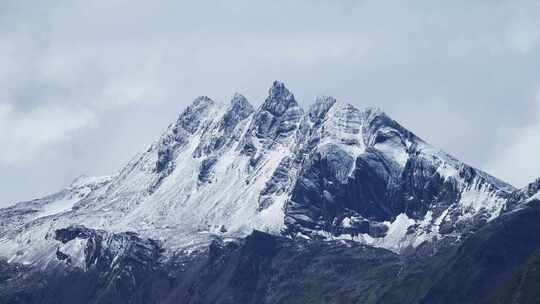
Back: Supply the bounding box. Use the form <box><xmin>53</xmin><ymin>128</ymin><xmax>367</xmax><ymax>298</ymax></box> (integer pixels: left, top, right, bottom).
<box><xmin>0</xmin><ymin>175</ymin><xmax>113</xmax><ymax>232</ymax></box>
<box><xmin>0</xmin><ymin>81</ymin><xmax>515</xmax><ymax>267</ymax></box>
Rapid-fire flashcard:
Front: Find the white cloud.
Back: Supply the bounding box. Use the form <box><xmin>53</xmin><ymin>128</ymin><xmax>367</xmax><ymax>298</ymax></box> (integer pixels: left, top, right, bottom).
<box><xmin>487</xmin><ymin>93</ymin><xmax>540</xmax><ymax>187</ymax></box>
<box><xmin>0</xmin><ymin>103</ymin><xmax>96</xmax><ymax>165</ymax></box>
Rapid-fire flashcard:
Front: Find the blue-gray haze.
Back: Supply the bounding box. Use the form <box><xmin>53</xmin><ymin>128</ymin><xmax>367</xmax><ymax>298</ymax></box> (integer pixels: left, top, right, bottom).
<box><xmin>1</xmin><ymin>0</ymin><xmax>540</xmax><ymax>206</ymax></box>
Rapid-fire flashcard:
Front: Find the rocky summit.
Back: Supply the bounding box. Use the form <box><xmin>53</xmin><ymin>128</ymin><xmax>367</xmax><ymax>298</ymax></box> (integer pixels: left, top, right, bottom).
<box><xmin>1</xmin><ymin>82</ymin><xmax>539</xmax><ymax>304</ymax></box>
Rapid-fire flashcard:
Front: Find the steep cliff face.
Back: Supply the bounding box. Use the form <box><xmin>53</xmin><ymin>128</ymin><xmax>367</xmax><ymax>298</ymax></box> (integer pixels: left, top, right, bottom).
<box><xmin>284</xmin><ymin>97</ymin><xmax>512</xmax><ymax>252</ymax></box>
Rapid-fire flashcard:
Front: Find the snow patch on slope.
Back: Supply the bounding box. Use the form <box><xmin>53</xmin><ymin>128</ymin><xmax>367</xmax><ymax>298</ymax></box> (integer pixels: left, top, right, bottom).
<box><xmin>37</xmin><ymin>197</ymin><xmax>81</xmax><ymax>218</ymax></box>
<box><xmin>377</xmin><ymin>213</ymin><xmax>416</xmax><ymax>252</ymax></box>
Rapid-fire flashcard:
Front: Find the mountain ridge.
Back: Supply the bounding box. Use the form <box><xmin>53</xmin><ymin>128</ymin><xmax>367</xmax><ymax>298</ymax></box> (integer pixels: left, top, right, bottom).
<box><xmin>4</xmin><ymin>81</ymin><xmax>540</xmax><ymax>304</ymax></box>
<box><xmin>0</xmin><ymin>81</ymin><xmax>516</xmax><ymax>272</ymax></box>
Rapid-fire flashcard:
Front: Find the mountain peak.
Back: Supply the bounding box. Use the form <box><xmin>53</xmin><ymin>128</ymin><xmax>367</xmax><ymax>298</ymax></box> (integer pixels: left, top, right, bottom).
<box><xmin>524</xmin><ymin>177</ymin><xmax>540</xmax><ymax>198</ymax></box>
<box><xmin>261</xmin><ymin>81</ymin><xmax>298</xmax><ymax>116</ymax></box>
<box><xmin>172</xmin><ymin>96</ymin><xmax>218</xmax><ymax>134</ymax></box>
<box><xmin>248</xmin><ymin>81</ymin><xmax>303</xmax><ymax>141</ymax></box>
<box><xmin>192</xmin><ymin>95</ymin><xmax>215</xmax><ymax>107</ymax></box>
<box><xmin>221</xmin><ymin>93</ymin><xmax>254</xmax><ymax>131</ymax></box>
<box><xmin>308</xmin><ymin>96</ymin><xmax>337</xmax><ymax>121</ymax></box>
<box><xmin>230</xmin><ymin>93</ymin><xmax>252</xmax><ymax>109</ymax></box>
<box><xmin>269</xmin><ymin>80</ymin><xmax>289</xmax><ymax>96</ymax></box>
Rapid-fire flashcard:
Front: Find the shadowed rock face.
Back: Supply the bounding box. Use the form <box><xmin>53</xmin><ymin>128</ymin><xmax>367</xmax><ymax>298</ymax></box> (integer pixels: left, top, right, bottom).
<box><xmin>284</xmin><ymin>104</ymin><xmax>512</xmax><ymax>247</ymax></box>
<box><xmin>408</xmin><ymin>196</ymin><xmax>540</xmax><ymax>304</ymax></box>
<box><xmin>54</xmin><ymin>225</ymin><xmax>163</xmax><ymax>270</ymax></box>
<box><xmin>0</xmin><ymin>228</ymin><xmax>402</xmax><ymax>304</ymax></box>
<box><xmin>0</xmin><ymin>225</ymin><xmax>165</xmax><ymax>304</ymax></box>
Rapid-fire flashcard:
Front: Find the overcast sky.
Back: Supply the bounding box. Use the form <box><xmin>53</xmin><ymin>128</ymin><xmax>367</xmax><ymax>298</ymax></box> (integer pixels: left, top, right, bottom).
<box><xmin>1</xmin><ymin>0</ymin><xmax>540</xmax><ymax>206</ymax></box>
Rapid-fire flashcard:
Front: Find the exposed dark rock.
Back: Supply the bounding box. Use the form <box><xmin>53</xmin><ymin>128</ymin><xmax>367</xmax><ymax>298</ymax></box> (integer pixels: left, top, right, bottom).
<box><xmin>198</xmin><ymin>157</ymin><xmax>218</xmax><ymax>184</ymax></box>
<box><xmin>152</xmin><ymin>96</ymin><xmax>217</xmax><ymax>192</ymax></box>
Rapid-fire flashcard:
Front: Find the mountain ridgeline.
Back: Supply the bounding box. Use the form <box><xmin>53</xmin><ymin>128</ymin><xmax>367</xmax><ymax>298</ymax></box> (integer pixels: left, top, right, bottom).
<box><xmin>0</xmin><ymin>82</ymin><xmax>538</xmax><ymax>303</ymax></box>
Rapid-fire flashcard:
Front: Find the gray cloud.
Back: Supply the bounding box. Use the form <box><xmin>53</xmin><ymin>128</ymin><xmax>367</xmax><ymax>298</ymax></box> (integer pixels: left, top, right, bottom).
<box><xmin>1</xmin><ymin>0</ymin><xmax>540</xmax><ymax>206</ymax></box>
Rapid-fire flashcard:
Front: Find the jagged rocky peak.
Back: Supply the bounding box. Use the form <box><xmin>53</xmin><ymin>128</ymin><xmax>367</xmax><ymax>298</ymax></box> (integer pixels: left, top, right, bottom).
<box><xmin>230</xmin><ymin>92</ymin><xmax>252</xmax><ymax>108</ymax></box>
<box><xmin>193</xmin><ymin>93</ymin><xmax>255</xmax><ymax>158</ymax></box>
<box><xmin>249</xmin><ymin>81</ymin><xmax>304</xmax><ymax>143</ymax></box>
<box><xmin>192</xmin><ymin>95</ymin><xmax>215</xmax><ymax>108</ymax></box>
<box><xmin>508</xmin><ymin>177</ymin><xmax>540</xmax><ymax>207</ymax></box>
<box><xmin>221</xmin><ymin>93</ymin><xmax>254</xmax><ymax>131</ymax></box>
<box><xmin>300</xmin><ymin>96</ymin><xmax>411</xmax><ymax>152</ymax></box>
<box><xmin>175</xmin><ymin>95</ymin><xmax>217</xmax><ymax>134</ymax></box>
<box><xmin>524</xmin><ymin>177</ymin><xmax>540</xmax><ymax>197</ymax></box>
<box><xmin>153</xmin><ymin>96</ymin><xmax>220</xmax><ymax>174</ymax></box>
<box><xmin>298</xmin><ymin>98</ymin><xmax>409</xmax><ymax>162</ymax></box>
<box><xmin>264</xmin><ymin>80</ymin><xmax>298</xmax><ymax>115</ymax></box>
